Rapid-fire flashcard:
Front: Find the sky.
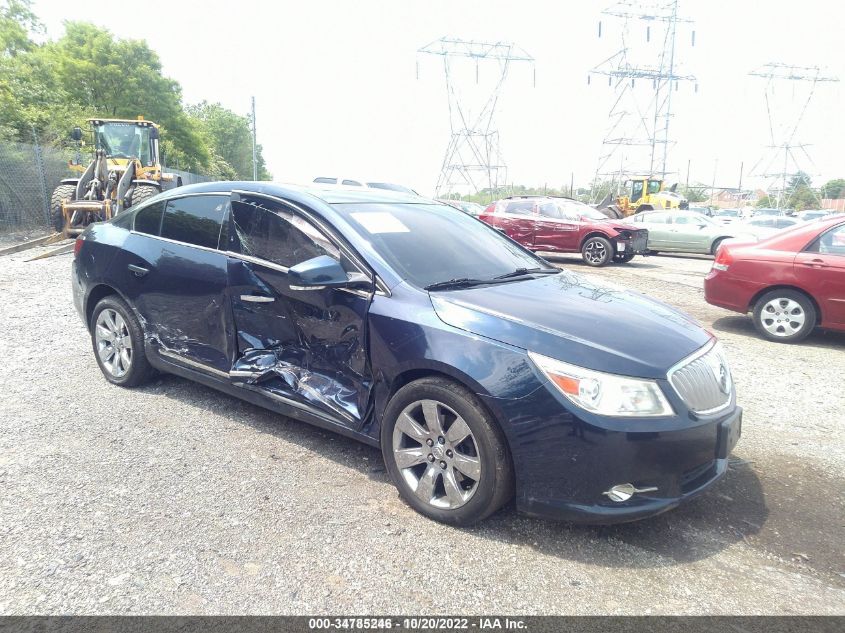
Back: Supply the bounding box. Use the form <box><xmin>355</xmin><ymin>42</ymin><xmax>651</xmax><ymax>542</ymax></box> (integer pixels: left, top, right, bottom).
<box><xmin>33</xmin><ymin>0</ymin><xmax>845</xmax><ymax>196</ymax></box>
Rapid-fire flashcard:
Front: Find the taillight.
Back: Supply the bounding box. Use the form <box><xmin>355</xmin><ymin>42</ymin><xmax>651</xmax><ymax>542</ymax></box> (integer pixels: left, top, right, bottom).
<box><xmin>713</xmin><ymin>244</ymin><xmax>733</xmax><ymax>271</ymax></box>
<box><xmin>73</xmin><ymin>236</ymin><xmax>84</xmax><ymax>257</ymax></box>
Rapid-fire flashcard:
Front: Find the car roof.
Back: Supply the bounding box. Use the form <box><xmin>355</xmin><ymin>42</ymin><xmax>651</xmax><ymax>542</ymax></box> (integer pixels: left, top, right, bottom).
<box><xmin>158</xmin><ymin>181</ymin><xmax>431</xmax><ymax>206</ymax></box>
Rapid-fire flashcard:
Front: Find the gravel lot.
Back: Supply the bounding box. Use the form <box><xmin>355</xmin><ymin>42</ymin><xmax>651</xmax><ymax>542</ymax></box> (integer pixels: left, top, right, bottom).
<box><xmin>0</xmin><ymin>240</ymin><xmax>843</xmax><ymax>615</ymax></box>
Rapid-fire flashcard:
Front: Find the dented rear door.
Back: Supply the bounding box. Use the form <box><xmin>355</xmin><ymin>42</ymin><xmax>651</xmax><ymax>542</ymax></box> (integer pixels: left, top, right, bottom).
<box><xmin>224</xmin><ymin>194</ymin><xmax>374</xmax><ymax>428</ymax></box>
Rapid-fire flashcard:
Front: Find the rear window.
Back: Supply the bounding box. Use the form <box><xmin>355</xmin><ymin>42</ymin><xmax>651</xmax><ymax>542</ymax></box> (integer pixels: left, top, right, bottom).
<box><xmin>134</xmin><ymin>201</ymin><xmax>164</xmax><ymax>235</ymax></box>
<box><xmin>160</xmin><ymin>195</ymin><xmax>228</xmax><ymax>249</ymax></box>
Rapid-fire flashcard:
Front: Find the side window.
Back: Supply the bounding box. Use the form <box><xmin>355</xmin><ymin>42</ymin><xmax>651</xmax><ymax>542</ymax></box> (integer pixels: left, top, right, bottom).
<box><xmin>134</xmin><ymin>201</ymin><xmax>165</xmax><ymax>235</ymax></box>
<box><xmin>314</xmin><ymin>177</ymin><xmax>337</xmax><ymax>184</ymax></box>
<box><xmin>807</xmin><ymin>224</ymin><xmax>845</xmax><ymax>256</ymax></box>
<box><xmin>642</xmin><ymin>213</ymin><xmax>669</xmax><ymax>224</ymax></box>
<box><xmin>537</xmin><ymin>202</ymin><xmax>562</xmax><ymax>219</ymax></box>
<box><xmin>341</xmin><ymin>179</ymin><xmax>362</xmax><ymax>186</ymax></box>
<box><xmin>504</xmin><ymin>201</ymin><xmax>535</xmax><ymax>216</ymax></box>
<box><xmin>160</xmin><ymin>195</ymin><xmax>228</xmax><ymax>249</ymax></box>
<box><xmin>232</xmin><ymin>201</ymin><xmax>340</xmax><ymax>268</ymax></box>
<box><xmin>673</xmin><ymin>215</ymin><xmax>694</xmax><ymax>225</ymax></box>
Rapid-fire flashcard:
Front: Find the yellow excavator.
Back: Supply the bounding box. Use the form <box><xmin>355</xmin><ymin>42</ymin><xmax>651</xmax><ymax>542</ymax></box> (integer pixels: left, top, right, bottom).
<box><xmin>49</xmin><ymin>116</ymin><xmax>182</xmax><ymax>235</ymax></box>
<box><xmin>598</xmin><ymin>176</ymin><xmax>688</xmax><ymax>218</ymax></box>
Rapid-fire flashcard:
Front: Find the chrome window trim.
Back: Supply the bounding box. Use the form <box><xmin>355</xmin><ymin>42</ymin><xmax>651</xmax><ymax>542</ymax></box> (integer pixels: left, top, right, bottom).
<box><xmin>129</xmin><ymin>230</ymin><xmax>224</xmax><ymax>256</ymax></box>
<box><xmin>158</xmin><ymin>349</ymin><xmax>229</xmax><ymax>379</ymax></box>
<box><xmin>666</xmin><ymin>339</ymin><xmax>732</xmax><ymax>415</ymax></box>
<box><xmin>128</xmin><ymin>188</ymin><xmax>390</xmax><ymax>296</ymax></box>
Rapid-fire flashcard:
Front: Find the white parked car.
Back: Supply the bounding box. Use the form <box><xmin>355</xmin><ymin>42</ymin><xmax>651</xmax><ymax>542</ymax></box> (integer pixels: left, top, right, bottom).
<box><xmin>313</xmin><ymin>177</ymin><xmax>418</xmax><ymax>195</ymax></box>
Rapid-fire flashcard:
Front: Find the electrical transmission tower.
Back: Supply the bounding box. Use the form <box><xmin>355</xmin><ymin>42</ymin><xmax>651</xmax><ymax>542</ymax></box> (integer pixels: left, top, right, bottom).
<box><xmin>588</xmin><ymin>0</ymin><xmax>696</xmax><ymax>192</ymax></box>
<box><xmin>418</xmin><ymin>37</ymin><xmax>534</xmax><ymax>198</ymax></box>
<box><xmin>748</xmin><ymin>63</ymin><xmax>839</xmax><ymax>209</ymax></box>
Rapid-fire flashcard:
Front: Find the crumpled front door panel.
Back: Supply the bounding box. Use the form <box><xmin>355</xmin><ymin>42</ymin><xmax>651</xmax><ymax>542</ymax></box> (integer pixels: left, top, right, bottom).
<box><xmin>228</xmin><ymin>258</ymin><xmax>372</xmax><ymax>427</ymax></box>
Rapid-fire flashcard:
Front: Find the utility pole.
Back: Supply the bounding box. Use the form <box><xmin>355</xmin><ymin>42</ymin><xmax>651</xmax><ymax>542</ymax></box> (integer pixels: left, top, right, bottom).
<box><xmin>251</xmin><ymin>96</ymin><xmax>258</xmax><ymax>181</ymax></box>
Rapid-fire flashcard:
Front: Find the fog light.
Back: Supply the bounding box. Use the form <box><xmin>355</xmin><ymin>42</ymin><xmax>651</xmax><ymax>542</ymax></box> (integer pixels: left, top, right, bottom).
<box><xmin>603</xmin><ymin>483</ymin><xmax>658</xmax><ymax>502</ymax></box>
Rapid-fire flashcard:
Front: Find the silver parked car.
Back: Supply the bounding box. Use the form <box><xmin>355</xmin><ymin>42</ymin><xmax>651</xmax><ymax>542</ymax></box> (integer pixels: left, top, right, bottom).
<box><xmin>630</xmin><ymin>211</ymin><xmax>755</xmax><ymax>255</ymax></box>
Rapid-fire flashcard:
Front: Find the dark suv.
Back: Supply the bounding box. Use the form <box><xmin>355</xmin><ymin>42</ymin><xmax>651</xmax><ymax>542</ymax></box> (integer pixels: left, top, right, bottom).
<box><xmin>479</xmin><ymin>196</ymin><xmax>649</xmax><ymax>266</ymax></box>
<box><xmin>72</xmin><ymin>182</ymin><xmax>740</xmax><ymax>526</ymax></box>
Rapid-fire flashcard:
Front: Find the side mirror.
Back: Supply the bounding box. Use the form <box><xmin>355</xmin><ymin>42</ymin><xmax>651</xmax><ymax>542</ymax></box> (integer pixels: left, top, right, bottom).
<box><xmin>149</xmin><ymin>126</ymin><xmax>160</xmax><ymax>140</ymax></box>
<box><xmin>288</xmin><ymin>255</ymin><xmax>371</xmax><ymax>291</ymax></box>
<box><xmin>71</xmin><ymin>127</ymin><xmax>83</xmax><ymax>141</ymax></box>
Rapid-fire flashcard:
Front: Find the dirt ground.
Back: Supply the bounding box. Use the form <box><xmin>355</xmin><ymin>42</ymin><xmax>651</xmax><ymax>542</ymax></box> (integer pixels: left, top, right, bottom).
<box><xmin>0</xmin><ymin>242</ymin><xmax>843</xmax><ymax>615</ymax></box>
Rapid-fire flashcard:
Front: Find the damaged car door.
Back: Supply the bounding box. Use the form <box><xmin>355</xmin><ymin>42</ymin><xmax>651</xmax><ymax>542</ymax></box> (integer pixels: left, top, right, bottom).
<box><xmin>225</xmin><ymin>193</ymin><xmax>375</xmax><ymax>428</ymax></box>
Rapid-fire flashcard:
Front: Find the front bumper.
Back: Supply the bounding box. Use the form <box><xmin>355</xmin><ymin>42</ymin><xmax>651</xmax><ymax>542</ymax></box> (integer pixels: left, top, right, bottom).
<box><xmin>485</xmin><ymin>370</ymin><xmax>742</xmax><ymax>525</ymax></box>
<box><xmin>616</xmin><ymin>230</ymin><xmax>649</xmax><ymax>255</ymax></box>
<box><xmin>520</xmin><ymin>407</ymin><xmax>742</xmax><ymax>524</ymax></box>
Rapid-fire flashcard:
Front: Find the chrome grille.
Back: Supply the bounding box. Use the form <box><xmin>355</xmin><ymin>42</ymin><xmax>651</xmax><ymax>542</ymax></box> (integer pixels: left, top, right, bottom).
<box><xmin>669</xmin><ymin>342</ymin><xmax>732</xmax><ymax>414</ymax></box>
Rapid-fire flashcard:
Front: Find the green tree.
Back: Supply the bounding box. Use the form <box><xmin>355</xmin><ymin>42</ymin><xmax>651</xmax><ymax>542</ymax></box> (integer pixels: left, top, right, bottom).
<box><xmin>45</xmin><ymin>22</ymin><xmax>208</xmax><ymax>170</ymax></box>
<box><xmin>821</xmin><ymin>178</ymin><xmax>845</xmax><ymax>199</ymax></box>
<box><xmin>186</xmin><ymin>101</ymin><xmax>271</xmax><ymax>180</ymax></box>
<box><xmin>0</xmin><ymin>0</ymin><xmax>40</xmax><ymax>56</ymax></box>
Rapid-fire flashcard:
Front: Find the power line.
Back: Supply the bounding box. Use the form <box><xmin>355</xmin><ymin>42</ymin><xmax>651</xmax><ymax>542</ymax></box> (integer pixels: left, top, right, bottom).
<box><xmin>418</xmin><ymin>37</ymin><xmax>534</xmax><ymax>199</ymax></box>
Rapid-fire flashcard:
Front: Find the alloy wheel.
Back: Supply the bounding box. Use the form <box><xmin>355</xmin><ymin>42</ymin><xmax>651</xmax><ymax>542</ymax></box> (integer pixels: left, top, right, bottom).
<box><xmin>95</xmin><ymin>308</ymin><xmax>133</xmax><ymax>377</ymax></box>
<box><xmin>392</xmin><ymin>399</ymin><xmax>482</xmax><ymax>510</ymax></box>
<box><xmin>584</xmin><ymin>239</ymin><xmax>608</xmax><ymax>265</ymax></box>
<box><xmin>760</xmin><ymin>298</ymin><xmax>806</xmax><ymax>338</ymax></box>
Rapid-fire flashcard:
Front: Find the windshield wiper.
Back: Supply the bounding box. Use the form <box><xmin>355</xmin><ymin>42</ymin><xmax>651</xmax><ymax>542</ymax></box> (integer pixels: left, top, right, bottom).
<box><xmin>493</xmin><ymin>267</ymin><xmax>559</xmax><ymax>280</ymax></box>
<box><xmin>424</xmin><ymin>278</ymin><xmax>490</xmax><ymax>291</ymax></box>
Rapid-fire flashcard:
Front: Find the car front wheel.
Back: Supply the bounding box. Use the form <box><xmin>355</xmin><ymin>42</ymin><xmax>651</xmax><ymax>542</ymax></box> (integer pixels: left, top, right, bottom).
<box><xmin>381</xmin><ymin>377</ymin><xmax>513</xmax><ymax>526</ymax></box>
<box><xmin>582</xmin><ymin>236</ymin><xmax>613</xmax><ymax>266</ymax></box>
<box><xmin>752</xmin><ymin>290</ymin><xmax>816</xmax><ymax>343</ymax></box>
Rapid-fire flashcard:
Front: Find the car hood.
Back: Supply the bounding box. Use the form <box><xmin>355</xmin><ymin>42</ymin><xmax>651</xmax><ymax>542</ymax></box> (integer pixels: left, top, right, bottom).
<box><xmin>429</xmin><ymin>270</ymin><xmax>711</xmax><ymax>379</ymax></box>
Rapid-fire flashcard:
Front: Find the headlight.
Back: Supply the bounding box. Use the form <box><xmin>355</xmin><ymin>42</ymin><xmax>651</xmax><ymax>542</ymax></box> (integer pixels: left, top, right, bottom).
<box><xmin>528</xmin><ymin>352</ymin><xmax>674</xmax><ymax>417</ymax></box>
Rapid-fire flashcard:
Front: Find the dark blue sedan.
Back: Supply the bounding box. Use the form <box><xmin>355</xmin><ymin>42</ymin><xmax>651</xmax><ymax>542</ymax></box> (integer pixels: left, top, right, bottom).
<box><xmin>72</xmin><ymin>182</ymin><xmax>741</xmax><ymax>525</ymax></box>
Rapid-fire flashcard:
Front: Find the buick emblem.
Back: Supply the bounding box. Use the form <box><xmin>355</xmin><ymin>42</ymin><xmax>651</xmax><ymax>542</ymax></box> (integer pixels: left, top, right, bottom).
<box><xmin>716</xmin><ymin>361</ymin><xmax>731</xmax><ymax>394</ymax></box>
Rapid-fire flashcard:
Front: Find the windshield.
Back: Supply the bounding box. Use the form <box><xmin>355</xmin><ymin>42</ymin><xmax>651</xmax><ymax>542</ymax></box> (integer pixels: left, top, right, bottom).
<box><xmin>756</xmin><ymin>208</ymin><xmax>780</xmax><ymax>216</ymax></box>
<box><xmin>337</xmin><ymin>202</ymin><xmax>550</xmax><ymax>288</ymax></box>
<box><xmin>716</xmin><ymin>209</ymin><xmax>740</xmax><ymax>217</ymax></box>
<box><xmin>94</xmin><ymin>123</ymin><xmax>152</xmax><ymax>163</ymax></box>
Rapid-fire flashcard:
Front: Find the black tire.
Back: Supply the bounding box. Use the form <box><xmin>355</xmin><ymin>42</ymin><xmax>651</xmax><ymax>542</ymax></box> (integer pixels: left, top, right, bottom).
<box><xmin>50</xmin><ymin>183</ymin><xmax>76</xmax><ymax>232</ymax></box>
<box><xmin>127</xmin><ymin>184</ymin><xmax>160</xmax><ymax>210</ymax></box>
<box><xmin>90</xmin><ymin>295</ymin><xmax>155</xmax><ymax>387</ymax></box>
<box><xmin>613</xmin><ymin>252</ymin><xmax>635</xmax><ymax>263</ymax></box>
<box><xmin>635</xmin><ymin>204</ymin><xmax>654</xmax><ymax>214</ymax></box>
<box><xmin>581</xmin><ymin>236</ymin><xmax>613</xmax><ymax>267</ymax></box>
<box><xmin>646</xmin><ymin>250</ymin><xmax>660</xmax><ymax>256</ymax></box>
<box><xmin>381</xmin><ymin>377</ymin><xmax>514</xmax><ymax>526</ymax></box>
<box><xmin>752</xmin><ymin>289</ymin><xmax>816</xmax><ymax>344</ymax></box>
<box><xmin>711</xmin><ymin>237</ymin><xmax>727</xmax><ymax>256</ymax></box>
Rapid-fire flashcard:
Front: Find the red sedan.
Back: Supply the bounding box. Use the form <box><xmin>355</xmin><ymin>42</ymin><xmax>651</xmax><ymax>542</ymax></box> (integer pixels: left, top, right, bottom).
<box><xmin>479</xmin><ymin>196</ymin><xmax>648</xmax><ymax>266</ymax></box>
<box><xmin>704</xmin><ymin>216</ymin><xmax>845</xmax><ymax>343</ymax></box>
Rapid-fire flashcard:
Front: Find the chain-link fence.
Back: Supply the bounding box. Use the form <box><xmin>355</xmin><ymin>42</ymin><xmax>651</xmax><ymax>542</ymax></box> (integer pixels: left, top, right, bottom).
<box><xmin>0</xmin><ymin>139</ymin><xmax>210</xmax><ymax>234</ymax></box>
<box><xmin>0</xmin><ymin>140</ymin><xmax>75</xmax><ymax>232</ymax></box>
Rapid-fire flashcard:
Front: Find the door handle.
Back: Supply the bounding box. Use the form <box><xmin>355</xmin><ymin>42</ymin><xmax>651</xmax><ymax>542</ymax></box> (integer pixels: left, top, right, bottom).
<box><xmin>802</xmin><ymin>259</ymin><xmax>827</xmax><ymax>268</ymax></box>
<box><xmin>128</xmin><ymin>264</ymin><xmax>149</xmax><ymax>277</ymax></box>
<box><xmin>240</xmin><ymin>295</ymin><xmax>275</xmax><ymax>303</ymax></box>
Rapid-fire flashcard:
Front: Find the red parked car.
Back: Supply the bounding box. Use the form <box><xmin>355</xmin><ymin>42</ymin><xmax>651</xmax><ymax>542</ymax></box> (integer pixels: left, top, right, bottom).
<box><xmin>479</xmin><ymin>196</ymin><xmax>648</xmax><ymax>266</ymax></box>
<box><xmin>705</xmin><ymin>216</ymin><xmax>845</xmax><ymax>343</ymax></box>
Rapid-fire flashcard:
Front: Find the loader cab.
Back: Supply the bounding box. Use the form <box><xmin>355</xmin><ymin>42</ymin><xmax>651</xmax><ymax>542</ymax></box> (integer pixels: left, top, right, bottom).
<box><xmin>89</xmin><ymin>119</ymin><xmax>160</xmax><ymax>169</ymax></box>
<box><xmin>627</xmin><ymin>177</ymin><xmax>663</xmax><ymax>204</ymax></box>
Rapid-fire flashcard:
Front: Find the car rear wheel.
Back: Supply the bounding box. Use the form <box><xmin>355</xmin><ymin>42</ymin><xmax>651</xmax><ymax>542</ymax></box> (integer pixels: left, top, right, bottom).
<box><xmin>752</xmin><ymin>290</ymin><xmax>816</xmax><ymax>343</ymax></box>
<box><xmin>381</xmin><ymin>377</ymin><xmax>513</xmax><ymax>526</ymax></box>
<box><xmin>711</xmin><ymin>237</ymin><xmax>727</xmax><ymax>256</ymax></box>
<box><xmin>582</xmin><ymin>236</ymin><xmax>613</xmax><ymax>266</ymax></box>
<box><xmin>91</xmin><ymin>296</ymin><xmax>154</xmax><ymax>386</ymax></box>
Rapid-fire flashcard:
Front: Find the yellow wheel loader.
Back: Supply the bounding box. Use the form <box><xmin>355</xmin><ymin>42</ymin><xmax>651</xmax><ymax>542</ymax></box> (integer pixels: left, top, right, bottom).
<box><xmin>598</xmin><ymin>176</ymin><xmax>688</xmax><ymax>218</ymax></box>
<box><xmin>49</xmin><ymin>117</ymin><xmax>182</xmax><ymax>236</ymax></box>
